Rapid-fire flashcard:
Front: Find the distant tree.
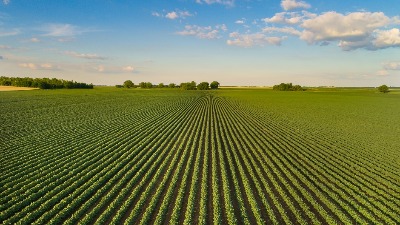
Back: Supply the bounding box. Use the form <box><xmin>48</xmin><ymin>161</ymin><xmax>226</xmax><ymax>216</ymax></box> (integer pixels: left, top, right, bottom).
<box><xmin>115</xmin><ymin>85</ymin><xmax>123</xmax><ymax>88</ymax></box>
<box><xmin>197</xmin><ymin>82</ymin><xmax>209</xmax><ymax>90</ymax></box>
<box><xmin>139</xmin><ymin>82</ymin><xmax>152</xmax><ymax>88</ymax></box>
<box><xmin>0</xmin><ymin>76</ymin><xmax>93</xmax><ymax>89</ymax></box>
<box><xmin>190</xmin><ymin>81</ymin><xmax>196</xmax><ymax>89</ymax></box>
<box><xmin>145</xmin><ymin>82</ymin><xmax>153</xmax><ymax>88</ymax></box>
<box><xmin>168</xmin><ymin>83</ymin><xmax>176</xmax><ymax>88</ymax></box>
<box><xmin>123</xmin><ymin>80</ymin><xmax>134</xmax><ymax>88</ymax></box>
<box><xmin>158</xmin><ymin>83</ymin><xmax>165</xmax><ymax>88</ymax></box>
<box><xmin>378</xmin><ymin>84</ymin><xmax>389</xmax><ymax>93</ymax></box>
<box><xmin>291</xmin><ymin>85</ymin><xmax>304</xmax><ymax>91</ymax></box>
<box><xmin>210</xmin><ymin>81</ymin><xmax>220</xmax><ymax>89</ymax></box>
<box><xmin>180</xmin><ymin>81</ymin><xmax>197</xmax><ymax>90</ymax></box>
<box><xmin>273</xmin><ymin>83</ymin><xmax>304</xmax><ymax>91</ymax></box>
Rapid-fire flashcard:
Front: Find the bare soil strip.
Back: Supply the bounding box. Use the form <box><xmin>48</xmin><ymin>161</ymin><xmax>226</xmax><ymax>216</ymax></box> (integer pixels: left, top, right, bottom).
<box><xmin>0</xmin><ymin>86</ymin><xmax>39</xmax><ymax>91</ymax></box>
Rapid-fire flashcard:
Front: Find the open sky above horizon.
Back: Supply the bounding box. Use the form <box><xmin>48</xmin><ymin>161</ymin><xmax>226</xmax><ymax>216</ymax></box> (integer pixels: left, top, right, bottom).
<box><xmin>1</xmin><ymin>0</ymin><xmax>400</xmax><ymax>86</ymax></box>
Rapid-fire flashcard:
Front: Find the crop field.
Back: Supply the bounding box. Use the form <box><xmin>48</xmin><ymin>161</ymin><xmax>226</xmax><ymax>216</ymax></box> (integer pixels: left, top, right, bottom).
<box><xmin>1</xmin><ymin>88</ymin><xmax>400</xmax><ymax>224</ymax></box>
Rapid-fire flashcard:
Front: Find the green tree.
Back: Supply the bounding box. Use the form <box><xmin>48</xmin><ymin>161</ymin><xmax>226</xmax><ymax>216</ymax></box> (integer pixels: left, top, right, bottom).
<box><xmin>378</xmin><ymin>84</ymin><xmax>389</xmax><ymax>93</ymax></box>
<box><xmin>139</xmin><ymin>82</ymin><xmax>152</xmax><ymax>88</ymax></box>
<box><xmin>180</xmin><ymin>81</ymin><xmax>196</xmax><ymax>90</ymax></box>
<box><xmin>158</xmin><ymin>83</ymin><xmax>165</xmax><ymax>88</ymax></box>
<box><xmin>272</xmin><ymin>83</ymin><xmax>304</xmax><ymax>91</ymax></box>
<box><xmin>197</xmin><ymin>82</ymin><xmax>209</xmax><ymax>90</ymax></box>
<box><xmin>292</xmin><ymin>85</ymin><xmax>304</xmax><ymax>91</ymax></box>
<box><xmin>123</xmin><ymin>80</ymin><xmax>134</xmax><ymax>88</ymax></box>
<box><xmin>210</xmin><ymin>81</ymin><xmax>220</xmax><ymax>89</ymax></box>
<box><xmin>168</xmin><ymin>83</ymin><xmax>176</xmax><ymax>88</ymax></box>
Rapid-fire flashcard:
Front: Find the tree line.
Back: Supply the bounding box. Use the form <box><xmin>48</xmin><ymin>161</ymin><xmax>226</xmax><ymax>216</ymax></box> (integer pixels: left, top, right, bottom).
<box><xmin>118</xmin><ymin>80</ymin><xmax>220</xmax><ymax>90</ymax></box>
<box><xmin>273</xmin><ymin>83</ymin><xmax>304</xmax><ymax>91</ymax></box>
<box><xmin>0</xmin><ymin>76</ymin><xmax>93</xmax><ymax>89</ymax></box>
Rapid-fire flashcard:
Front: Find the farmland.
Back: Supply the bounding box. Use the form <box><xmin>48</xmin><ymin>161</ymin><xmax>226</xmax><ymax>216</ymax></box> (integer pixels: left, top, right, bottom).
<box><xmin>1</xmin><ymin>87</ymin><xmax>400</xmax><ymax>224</ymax></box>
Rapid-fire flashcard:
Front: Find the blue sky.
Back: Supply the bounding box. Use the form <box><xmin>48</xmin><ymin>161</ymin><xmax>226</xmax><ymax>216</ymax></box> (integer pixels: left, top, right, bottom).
<box><xmin>1</xmin><ymin>0</ymin><xmax>399</xmax><ymax>86</ymax></box>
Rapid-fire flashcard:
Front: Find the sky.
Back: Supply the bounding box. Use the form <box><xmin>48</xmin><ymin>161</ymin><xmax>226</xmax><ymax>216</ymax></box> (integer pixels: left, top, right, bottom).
<box><xmin>1</xmin><ymin>0</ymin><xmax>399</xmax><ymax>86</ymax></box>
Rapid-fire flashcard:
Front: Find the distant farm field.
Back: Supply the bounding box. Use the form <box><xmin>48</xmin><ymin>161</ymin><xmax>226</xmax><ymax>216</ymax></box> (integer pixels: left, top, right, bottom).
<box><xmin>1</xmin><ymin>87</ymin><xmax>399</xmax><ymax>224</ymax></box>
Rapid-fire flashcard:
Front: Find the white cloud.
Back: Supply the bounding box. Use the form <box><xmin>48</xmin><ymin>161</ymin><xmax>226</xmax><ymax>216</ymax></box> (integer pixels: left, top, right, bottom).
<box><xmin>19</xmin><ymin>63</ymin><xmax>57</xmax><ymax>70</ymax></box>
<box><xmin>227</xmin><ymin>32</ymin><xmax>286</xmax><ymax>47</ymax></box>
<box><xmin>337</xmin><ymin>39</ymin><xmax>371</xmax><ymax>51</ymax></box>
<box><xmin>57</xmin><ymin>37</ymin><xmax>75</xmax><ymax>42</ymax></box>
<box><xmin>64</xmin><ymin>51</ymin><xmax>107</xmax><ymax>60</ymax></box>
<box><xmin>122</xmin><ymin>66</ymin><xmax>135</xmax><ymax>72</ymax></box>
<box><xmin>373</xmin><ymin>28</ymin><xmax>400</xmax><ymax>49</ymax></box>
<box><xmin>30</xmin><ymin>37</ymin><xmax>40</xmax><ymax>43</ymax></box>
<box><xmin>383</xmin><ymin>61</ymin><xmax>400</xmax><ymax>70</ymax></box>
<box><xmin>263</xmin><ymin>11</ymin><xmax>316</xmax><ymax>25</ymax></box>
<box><xmin>152</xmin><ymin>12</ymin><xmax>162</xmax><ymax>17</ymax></box>
<box><xmin>166</xmin><ymin>12</ymin><xmax>179</xmax><ymax>20</ymax></box>
<box><xmin>376</xmin><ymin>70</ymin><xmax>389</xmax><ymax>76</ymax></box>
<box><xmin>40</xmin><ymin>63</ymin><xmax>54</xmax><ymax>69</ymax></box>
<box><xmin>299</xmin><ymin>11</ymin><xmax>400</xmax><ymax>50</ymax></box>
<box><xmin>41</xmin><ymin>23</ymin><xmax>97</xmax><ymax>37</ymax></box>
<box><xmin>216</xmin><ymin>24</ymin><xmax>228</xmax><ymax>32</ymax></box>
<box><xmin>281</xmin><ymin>0</ymin><xmax>310</xmax><ymax>11</ymax></box>
<box><xmin>3</xmin><ymin>0</ymin><xmax>10</xmax><ymax>5</ymax></box>
<box><xmin>179</xmin><ymin>11</ymin><xmax>193</xmax><ymax>18</ymax></box>
<box><xmin>154</xmin><ymin>10</ymin><xmax>193</xmax><ymax>20</ymax></box>
<box><xmin>0</xmin><ymin>28</ymin><xmax>20</xmax><ymax>37</ymax></box>
<box><xmin>301</xmin><ymin>12</ymin><xmax>390</xmax><ymax>43</ymax></box>
<box><xmin>84</xmin><ymin>64</ymin><xmax>137</xmax><ymax>73</ymax></box>
<box><xmin>263</xmin><ymin>26</ymin><xmax>302</xmax><ymax>36</ymax></box>
<box><xmin>235</xmin><ymin>20</ymin><xmax>245</xmax><ymax>24</ymax></box>
<box><xmin>196</xmin><ymin>0</ymin><xmax>234</xmax><ymax>7</ymax></box>
<box><xmin>176</xmin><ymin>24</ymin><xmax>227</xmax><ymax>39</ymax></box>
<box><xmin>19</xmin><ymin>63</ymin><xmax>37</xmax><ymax>70</ymax></box>
<box><xmin>42</xmin><ymin>24</ymin><xmax>80</xmax><ymax>37</ymax></box>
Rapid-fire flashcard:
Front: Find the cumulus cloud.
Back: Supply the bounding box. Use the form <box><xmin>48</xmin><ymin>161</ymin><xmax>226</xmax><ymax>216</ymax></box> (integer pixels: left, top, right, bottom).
<box><xmin>166</xmin><ymin>12</ymin><xmax>179</xmax><ymax>20</ymax></box>
<box><xmin>64</xmin><ymin>51</ymin><xmax>107</xmax><ymax>60</ymax></box>
<box><xmin>373</xmin><ymin>28</ymin><xmax>400</xmax><ymax>49</ymax></box>
<box><xmin>3</xmin><ymin>0</ymin><xmax>10</xmax><ymax>5</ymax></box>
<box><xmin>301</xmin><ymin>12</ymin><xmax>390</xmax><ymax>43</ymax></box>
<box><xmin>235</xmin><ymin>20</ymin><xmax>245</xmax><ymax>24</ymax></box>
<box><xmin>196</xmin><ymin>0</ymin><xmax>234</xmax><ymax>7</ymax></box>
<box><xmin>299</xmin><ymin>11</ymin><xmax>400</xmax><ymax>50</ymax></box>
<box><xmin>263</xmin><ymin>11</ymin><xmax>316</xmax><ymax>25</ymax></box>
<box><xmin>227</xmin><ymin>32</ymin><xmax>286</xmax><ymax>47</ymax></box>
<box><xmin>281</xmin><ymin>0</ymin><xmax>310</xmax><ymax>11</ymax></box>
<box><xmin>176</xmin><ymin>24</ymin><xmax>227</xmax><ymax>39</ymax></box>
<box><xmin>153</xmin><ymin>10</ymin><xmax>193</xmax><ymax>20</ymax></box>
<box><xmin>263</xmin><ymin>26</ymin><xmax>302</xmax><ymax>36</ymax></box>
<box><xmin>303</xmin><ymin>12</ymin><xmax>388</xmax><ymax>42</ymax></box>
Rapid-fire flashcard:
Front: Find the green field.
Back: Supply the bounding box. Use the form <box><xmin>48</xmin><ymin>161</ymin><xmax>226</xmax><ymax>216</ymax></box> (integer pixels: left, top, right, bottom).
<box><xmin>1</xmin><ymin>88</ymin><xmax>400</xmax><ymax>224</ymax></box>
